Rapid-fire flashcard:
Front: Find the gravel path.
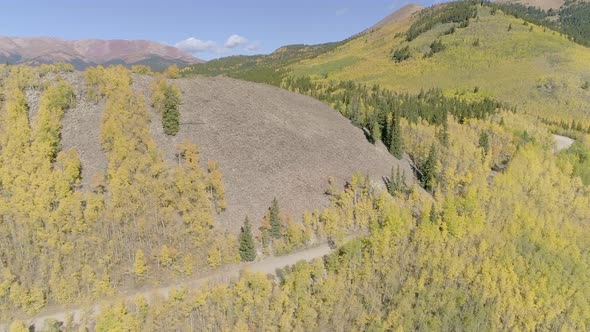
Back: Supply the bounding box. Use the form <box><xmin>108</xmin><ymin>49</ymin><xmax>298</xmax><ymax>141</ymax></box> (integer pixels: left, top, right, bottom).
<box><xmin>1</xmin><ymin>243</ymin><xmax>335</xmax><ymax>331</ymax></box>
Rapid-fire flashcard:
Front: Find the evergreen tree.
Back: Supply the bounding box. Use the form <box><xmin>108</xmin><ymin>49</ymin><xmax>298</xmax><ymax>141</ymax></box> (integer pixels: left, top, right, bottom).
<box><xmin>422</xmin><ymin>144</ymin><xmax>438</xmax><ymax>192</ymax></box>
<box><xmin>479</xmin><ymin>131</ymin><xmax>490</xmax><ymax>156</ymax></box>
<box><xmin>270</xmin><ymin>198</ymin><xmax>282</xmax><ymax>239</ymax></box>
<box><xmin>392</xmin><ymin>46</ymin><xmax>411</xmax><ymax>62</ymax></box>
<box><xmin>162</xmin><ymin>85</ymin><xmax>181</xmax><ymax>136</ymax></box>
<box><xmin>239</xmin><ymin>217</ymin><xmax>257</xmax><ymax>262</ymax></box>
<box><xmin>438</xmin><ymin>113</ymin><xmax>450</xmax><ymax>147</ymax></box>
<box><xmin>370</xmin><ymin>119</ymin><xmax>381</xmax><ymax>144</ymax></box>
<box><xmin>389</xmin><ymin>111</ymin><xmax>403</xmax><ymax>159</ymax></box>
<box><xmin>388</xmin><ymin>166</ymin><xmax>407</xmax><ymax>196</ymax></box>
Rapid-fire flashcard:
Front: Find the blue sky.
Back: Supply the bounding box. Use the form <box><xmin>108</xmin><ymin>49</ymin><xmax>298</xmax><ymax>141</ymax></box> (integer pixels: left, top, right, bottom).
<box><xmin>1</xmin><ymin>0</ymin><xmax>440</xmax><ymax>60</ymax></box>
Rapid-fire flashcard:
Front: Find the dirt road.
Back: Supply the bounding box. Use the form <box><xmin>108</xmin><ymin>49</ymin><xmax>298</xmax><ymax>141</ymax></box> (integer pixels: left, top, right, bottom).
<box><xmin>1</xmin><ymin>243</ymin><xmax>335</xmax><ymax>331</ymax></box>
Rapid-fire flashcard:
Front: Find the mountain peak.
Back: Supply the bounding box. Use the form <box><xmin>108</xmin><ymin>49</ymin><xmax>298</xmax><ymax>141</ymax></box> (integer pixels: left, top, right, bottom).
<box><xmin>368</xmin><ymin>3</ymin><xmax>425</xmax><ymax>32</ymax></box>
<box><xmin>0</xmin><ymin>36</ymin><xmax>204</xmax><ymax>70</ymax></box>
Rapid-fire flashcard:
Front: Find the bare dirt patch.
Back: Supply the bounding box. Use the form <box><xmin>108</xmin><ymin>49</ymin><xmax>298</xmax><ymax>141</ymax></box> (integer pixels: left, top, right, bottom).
<box><xmin>59</xmin><ymin>73</ymin><xmax>414</xmax><ymax>230</ymax></box>
<box><xmin>496</xmin><ymin>0</ymin><xmax>565</xmax><ymax>10</ymax></box>
<box><xmin>59</xmin><ymin>72</ymin><xmax>108</xmax><ymax>188</ymax></box>
<box><xmin>143</xmin><ymin>76</ymin><xmax>414</xmax><ymax>230</ymax></box>
<box><xmin>553</xmin><ymin>134</ymin><xmax>574</xmax><ymax>153</ymax></box>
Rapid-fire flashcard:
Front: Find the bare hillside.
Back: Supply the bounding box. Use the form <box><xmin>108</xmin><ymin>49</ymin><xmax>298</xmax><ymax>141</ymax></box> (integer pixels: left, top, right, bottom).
<box><xmin>367</xmin><ymin>4</ymin><xmax>424</xmax><ymax>32</ymax></box>
<box><xmin>57</xmin><ymin>73</ymin><xmax>414</xmax><ymax>230</ymax></box>
<box><xmin>495</xmin><ymin>0</ymin><xmax>565</xmax><ymax>10</ymax></box>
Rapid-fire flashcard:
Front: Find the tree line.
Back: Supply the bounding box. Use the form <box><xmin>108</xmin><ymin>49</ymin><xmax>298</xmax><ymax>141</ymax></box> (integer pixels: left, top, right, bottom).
<box><xmin>282</xmin><ymin>76</ymin><xmax>508</xmax><ymax>163</ymax></box>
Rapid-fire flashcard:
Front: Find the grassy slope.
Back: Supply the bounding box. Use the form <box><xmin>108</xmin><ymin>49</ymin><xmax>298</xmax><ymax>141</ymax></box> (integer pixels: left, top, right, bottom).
<box><xmin>180</xmin><ymin>43</ymin><xmax>344</xmax><ymax>85</ymax></box>
<box><xmin>291</xmin><ymin>5</ymin><xmax>590</xmax><ymax>122</ymax></box>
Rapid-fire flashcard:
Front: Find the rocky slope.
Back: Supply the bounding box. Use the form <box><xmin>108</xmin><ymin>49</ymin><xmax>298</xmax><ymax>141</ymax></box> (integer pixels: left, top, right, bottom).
<box><xmin>47</xmin><ymin>73</ymin><xmax>414</xmax><ymax>230</ymax></box>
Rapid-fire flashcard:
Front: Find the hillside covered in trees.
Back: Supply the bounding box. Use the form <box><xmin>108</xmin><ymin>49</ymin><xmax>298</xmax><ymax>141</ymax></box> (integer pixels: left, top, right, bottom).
<box><xmin>136</xmin><ymin>1</ymin><xmax>590</xmax><ymax>331</ymax></box>
<box><xmin>0</xmin><ymin>65</ymin><xmax>236</xmax><ymax>318</ymax></box>
<box><xmin>292</xmin><ymin>2</ymin><xmax>590</xmax><ymax>125</ymax></box>
<box><xmin>0</xmin><ymin>62</ymin><xmax>412</xmax><ymax>327</ymax></box>
<box><xmin>83</xmin><ymin>139</ymin><xmax>590</xmax><ymax>331</ymax></box>
<box><xmin>3</xmin><ymin>0</ymin><xmax>590</xmax><ymax>331</ymax></box>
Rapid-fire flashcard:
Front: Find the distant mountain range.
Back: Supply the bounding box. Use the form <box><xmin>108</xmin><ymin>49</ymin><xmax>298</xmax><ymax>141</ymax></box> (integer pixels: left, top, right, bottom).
<box><xmin>0</xmin><ymin>36</ymin><xmax>203</xmax><ymax>70</ymax></box>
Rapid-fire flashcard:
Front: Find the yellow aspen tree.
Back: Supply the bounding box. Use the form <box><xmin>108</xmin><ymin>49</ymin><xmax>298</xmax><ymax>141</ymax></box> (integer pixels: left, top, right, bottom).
<box><xmin>206</xmin><ymin>245</ymin><xmax>222</xmax><ymax>268</ymax></box>
<box><xmin>159</xmin><ymin>245</ymin><xmax>173</xmax><ymax>268</ymax></box>
<box><xmin>134</xmin><ymin>249</ymin><xmax>148</xmax><ymax>280</ymax></box>
<box><xmin>8</xmin><ymin>320</ymin><xmax>28</xmax><ymax>332</ymax></box>
<box><xmin>164</xmin><ymin>64</ymin><xmax>180</xmax><ymax>79</ymax></box>
<box><xmin>207</xmin><ymin>160</ymin><xmax>227</xmax><ymax>213</ymax></box>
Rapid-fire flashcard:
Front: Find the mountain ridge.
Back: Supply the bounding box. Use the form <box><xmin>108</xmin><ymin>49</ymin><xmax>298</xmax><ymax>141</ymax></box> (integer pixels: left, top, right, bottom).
<box><xmin>0</xmin><ymin>36</ymin><xmax>203</xmax><ymax>70</ymax></box>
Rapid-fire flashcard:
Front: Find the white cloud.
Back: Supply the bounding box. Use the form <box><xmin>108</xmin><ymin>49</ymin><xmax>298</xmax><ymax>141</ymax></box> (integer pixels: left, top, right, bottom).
<box><xmin>224</xmin><ymin>34</ymin><xmax>249</xmax><ymax>48</ymax></box>
<box><xmin>174</xmin><ymin>37</ymin><xmax>217</xmax><ymax>53</ymax></box>
<box><xmin>174</xmin><ymin>34</ymin><xmax>259</xmax><ymax>56</ymax></box>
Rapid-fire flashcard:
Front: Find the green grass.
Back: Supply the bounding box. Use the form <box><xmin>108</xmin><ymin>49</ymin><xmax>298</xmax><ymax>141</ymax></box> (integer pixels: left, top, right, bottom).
<box><xmin>291</xmin><ymin>56</ymin><xmax>362</xmax><ymax>77</ymax></box>
<box><xmin>181</xmin><ymin>42</ymin><xmax>346</xmax><ymax>86</ymax></box>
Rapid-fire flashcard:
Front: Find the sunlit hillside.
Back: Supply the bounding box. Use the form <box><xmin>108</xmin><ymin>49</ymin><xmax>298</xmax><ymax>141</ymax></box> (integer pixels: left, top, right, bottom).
<box><xmin>2</xmin><ymin>1</ymin><xmax>590</xmax><ymax>330</ymax></box>
<box><xmin>291</xmin><ymin>4</ymin><xmax>590</xmax><ymax>123</ymax></box>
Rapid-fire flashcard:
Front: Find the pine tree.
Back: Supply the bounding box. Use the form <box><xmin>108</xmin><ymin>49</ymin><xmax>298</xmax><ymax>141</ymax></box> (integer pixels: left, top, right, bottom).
<box><xmin>270</xmin><ymin>198</ymin><xmax>282</xmax><ymax>239</ymax></box>
<box><xmin>371</xmin><ymin>119</ymin><xmax>381</xmax><ymax>144</ymax></box>
<box><xmin>162</xmin><ymin>85</ymin><xmax>180</xmax><ymax>136</ymax></box>
<box><xmin>438</xmin><ymin>115</ymin><xmax>450</xmax><ymax>148</ymax></box>
<box><xmin>388</xmin><ymin>166</ymin><xmax>406</xmax><ymax>196</ymax></box>
<box><xmin>389</xmin><ymin>111</ymin><xmax>403</xmax><ymax>159</ymax></box>
<box><xmin>479</xmin><ymin>131</ymin><xmax>490</xmax><ymax>156</ymax></box>
<box><xmin>239</xmin><ymin>217</ymin><xmax>257</xmax><ymax>262</ymax></box>
<box><xmin>422</xmin><ymin>144</ymin><xmax>438</xmax><ymax>192</ymax></box>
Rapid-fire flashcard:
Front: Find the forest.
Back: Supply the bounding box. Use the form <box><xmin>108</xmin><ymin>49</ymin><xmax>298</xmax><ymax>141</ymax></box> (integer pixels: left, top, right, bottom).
<box><xmin>29</xmin><ymin>111</ymin><xmax>590</xmax><ymax>331</ymax></box>
<box><xmin>2</xmin><ymin>0</ymin><xmax>590</xmax><ymax>329</ymax></box>
<box><xmin>405</xmin><ymin>0</ymin><xmax>478</xmax><ymax>41</ymax></box>
<box><xmin>72</xmin><ymin>62</ymin><xmax>590</xmax><ymax>329</ymax></box>
<box><xmin>281</xmin><ymin>75</ymin><xmax>510</xmax><ymax>181</ymax></box>
<box><xmin>89</xmin><ymin>2</ymin><xmax>590</xmax><ymax>330</ymax></box>
<box><xmin>2</xmin><ymin>59</ymin><xmax>587</xmax><ymax>330</ymax></box>
<box><xmin>0</xmin><ymin>65</ymin><xmax>236</xmax><ymax>319</ymax></box>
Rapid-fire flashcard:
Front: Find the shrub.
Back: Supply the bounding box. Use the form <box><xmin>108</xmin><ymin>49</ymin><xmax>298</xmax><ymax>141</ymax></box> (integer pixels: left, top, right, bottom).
<box><xmin>392</xmin><ymin>46</ymin><xmax>411</xmax><ymax>63</ymax></box>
